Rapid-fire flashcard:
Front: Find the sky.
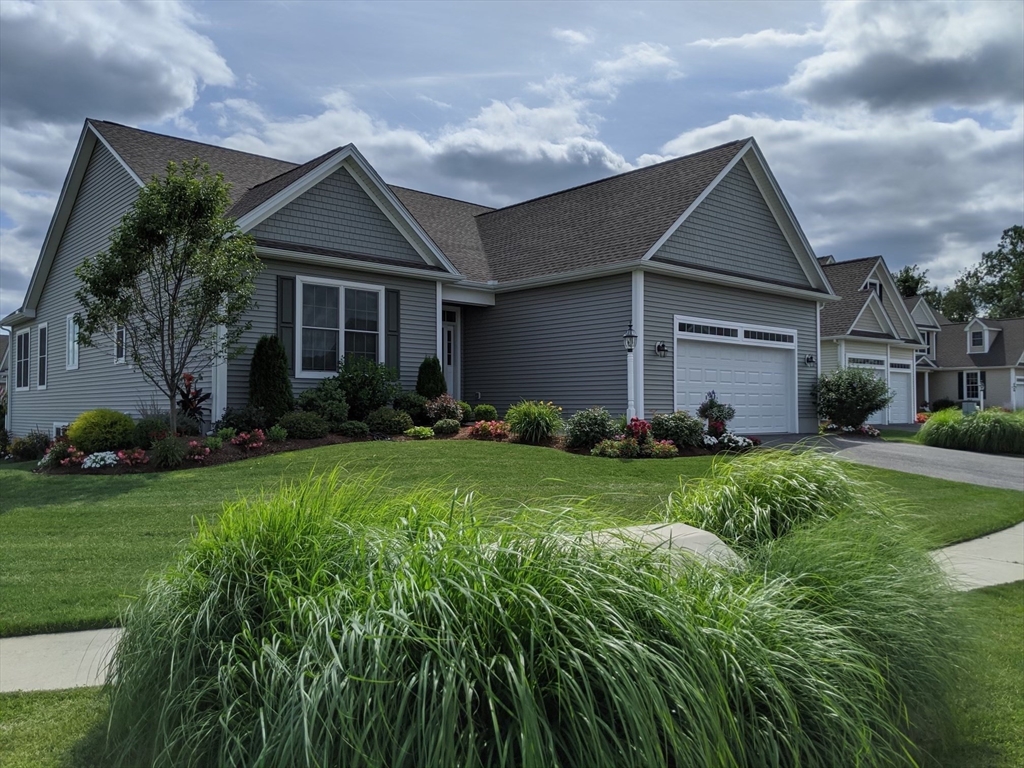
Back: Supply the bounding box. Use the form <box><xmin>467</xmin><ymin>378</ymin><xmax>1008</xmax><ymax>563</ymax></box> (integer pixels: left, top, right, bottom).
<box><xmin>1</xmin><ymin>0</ymin><xmax>1022</xmax><ymax>320</ymax></box>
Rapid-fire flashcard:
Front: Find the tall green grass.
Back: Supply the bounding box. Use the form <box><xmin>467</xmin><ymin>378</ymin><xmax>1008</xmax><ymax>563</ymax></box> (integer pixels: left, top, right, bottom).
<box><xmin>919</xmin><ymin>408</ymin><xmax>1024</xmax><ymax>455</ymax></box>
<box><xmin>103</xmin><ymin>462</ymin><xmax>962</xmax><ymax>767</ymax></box>
<box><xmin>666</xmin><ymin>449</ymin><xmax>890</xmax><ymax>548</ymax></box>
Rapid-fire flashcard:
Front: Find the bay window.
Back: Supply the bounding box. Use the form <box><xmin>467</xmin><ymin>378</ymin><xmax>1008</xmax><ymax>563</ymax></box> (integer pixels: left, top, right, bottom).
<box><xmin>297</xmin><ymin>277</ymin><xmax>383</xmax><ymax>376</ymax></box>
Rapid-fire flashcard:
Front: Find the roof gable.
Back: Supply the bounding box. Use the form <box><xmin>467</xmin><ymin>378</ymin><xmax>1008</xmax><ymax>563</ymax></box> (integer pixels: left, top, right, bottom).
<box><xmin>936</xmin><ymin>317</ymin><xmax>1022</xmax><ymax>368</ymax></box>
<box><xmin>851</xmin><ymin>295</ymin><xmax>898</xmax><ymax>336</ymax></box>
<box><xmin>864</xmin><ymin>260</ymin><xmax>919</xmax><ymax>341</ymax></box>
<box><xmin>905</xmin><ymin>296</ymin><xmax>942</xmax><ymax>329</ymax></box>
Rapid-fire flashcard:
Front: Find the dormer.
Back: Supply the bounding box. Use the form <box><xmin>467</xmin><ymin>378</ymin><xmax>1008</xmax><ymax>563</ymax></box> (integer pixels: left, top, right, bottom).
<box><xmin>965</xmin><ymin>318</ymin><xmax>998</xmax><ymax>354</ymax></box>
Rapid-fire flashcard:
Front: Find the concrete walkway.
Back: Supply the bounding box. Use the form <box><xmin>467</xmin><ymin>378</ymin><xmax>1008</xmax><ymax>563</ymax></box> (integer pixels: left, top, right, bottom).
<box><xmin>0</xmin><ymin>627</ymin><xmax>120</xmax><ymax>693</ymax></box>
<box><xmin>931</xmin><ymin>521</ymin><xmax>1024</xmax><ymax>591</ymax></box>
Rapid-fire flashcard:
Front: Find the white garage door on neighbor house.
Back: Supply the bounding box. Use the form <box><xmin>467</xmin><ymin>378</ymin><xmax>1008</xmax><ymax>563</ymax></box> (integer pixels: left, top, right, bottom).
<box><xmin>673</xmin><ymin>317</ymin><xmax>797</xmax><ymax>435</ymax></box>
<box><xmin>888</xmin><ymin>368</ymin><xmax>912</xmax><ymax>424</ymax></box>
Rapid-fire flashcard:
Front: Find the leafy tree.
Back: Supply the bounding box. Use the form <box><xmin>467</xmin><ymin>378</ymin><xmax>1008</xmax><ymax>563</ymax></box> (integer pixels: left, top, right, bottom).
<box><xmin>891</xmin><ymin>265</ymin><xmax>930</xmax><ymax>298</ymax></box>
<box><xmin>76</xmin><ymin>159</ymin><xmax>259</xmax><ymax>434</ymax></box>
<box><xmin>938</xmin><ymin>281</ymin><xmax>978</xmax><ymax>323</ymax></box>
<box><xmin>248</xmin><ymin>335</ymin><xmax>294</xmax><ymax>423</ymax></box>
<box><xmin>973</xmin><ymin>225</ymin><xmax>1024</xmax><ymax>318</ymax></box>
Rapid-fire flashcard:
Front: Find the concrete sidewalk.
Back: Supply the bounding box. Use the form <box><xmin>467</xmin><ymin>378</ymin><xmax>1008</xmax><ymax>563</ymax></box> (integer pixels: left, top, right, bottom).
<box><xmin>931</xmin><ymin>521</ymin><xmax>1024</xmax><ymax>591</ymax></box>
<box><xmin>0</xmin><ymin>627</ymin><xmax>120</xmax><ymax>693</ymax></box>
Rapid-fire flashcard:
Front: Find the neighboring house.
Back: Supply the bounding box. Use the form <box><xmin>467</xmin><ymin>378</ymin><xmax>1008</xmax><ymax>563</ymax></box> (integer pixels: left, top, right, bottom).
<box><xmin>817</xmin><ymin>255</ymin><xmax>923</xmax><ymax>425</ymax></box>
<box><xmin>2</xmin><ymin>119</ymin><xmax>837</xmax><ymax>438</ymax></box>
<box><xmin>903</xmin><ymin>299</ymin><xmax>1024</xmax><ymax>411</ymax></box>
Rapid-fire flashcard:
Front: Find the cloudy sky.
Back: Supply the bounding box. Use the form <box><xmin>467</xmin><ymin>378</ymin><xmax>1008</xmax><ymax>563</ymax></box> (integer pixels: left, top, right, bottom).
<box><xmin>1</xmin><ymin>0</ymin><xmax>1022</xmax><ymax>318</ymax></box>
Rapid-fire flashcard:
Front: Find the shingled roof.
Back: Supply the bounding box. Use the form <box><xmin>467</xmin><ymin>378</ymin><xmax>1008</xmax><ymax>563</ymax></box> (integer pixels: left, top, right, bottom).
<box><xmin>935</xmin><ymin>318</ymin><xmax>1024</xmax><ymax>368</ymax></box>
<box><xmin>819</xmin><ymin>257</ymin><xmax>882</xmax><ymax>337</ymax></box>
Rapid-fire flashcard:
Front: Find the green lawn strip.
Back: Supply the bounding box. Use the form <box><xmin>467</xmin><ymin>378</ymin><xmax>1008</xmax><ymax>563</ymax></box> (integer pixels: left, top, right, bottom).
<box><xmin>2</xmin><ymin>583</ymin><xmax>1019</xmax><ymax>768</ymax></box>
<box><xmin>0</xmin><ymin>687</ymin><xmax>107</xmax><ymax>768</ymax></box>
<box><xmin>931</xmin><ymin>582</ymin><xmax>1024</xmax><ymax>767</ymax></box>
<box><xmin>880</xmin><ymin>428</ymin><xmax>921</xmax><ymax>444</ymax></box>
<box><xmin>2</xmin><ymin>441</ymin><xmax>1021</xmax><ymax>636</ymax></box>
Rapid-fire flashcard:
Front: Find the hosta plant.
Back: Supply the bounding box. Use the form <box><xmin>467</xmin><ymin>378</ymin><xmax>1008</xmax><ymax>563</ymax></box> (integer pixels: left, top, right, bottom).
<box><xmin>404</xmin><ymin>426</ymin><xmax>434</xmax><ymax>440</ymax></box>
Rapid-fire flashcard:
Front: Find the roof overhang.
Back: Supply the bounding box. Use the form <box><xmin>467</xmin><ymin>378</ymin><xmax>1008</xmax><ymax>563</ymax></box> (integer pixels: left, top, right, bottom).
<box><xmin>256</xmin><ymin>244</ymin><xmax>463</xmax><ymax>283</ymax></box>
<box><xmin>235</xmin><ymin>146</ymin><xmax>462</xmax><ymax>278</ymax></box>
<box><xmin>821</xmin><ymin>334</ymin><xmax>920</xmax><ymax>349</ymax></box>
<box><xmin>915</xmin><ymin>356</ymin><xmax>938</xmax><ymax>369</ymax></box>
<box><xmin>0</xmin><ymin>308</ymin><xmax>36</xmax><ymax>327</ymax></box>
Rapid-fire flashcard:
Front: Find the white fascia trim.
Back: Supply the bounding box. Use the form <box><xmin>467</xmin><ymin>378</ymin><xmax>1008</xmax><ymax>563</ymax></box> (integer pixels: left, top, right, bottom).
<box><xmin>256</xmin><ymin>245</ymin><xmax>462</xmax><ymax>282</ymax></box>
<box><xmin>89</xmin><ymin>124</ymin><xmax>144</xmax><ymax>186</ymax></box>
<box><xmin>643</xmin><ymin>261</ymin><xmax>840</xmax><ymax>303</ymax></box>
<box><xmin>744</xmin><ymin>141</ymin><xmax>833</xmax><ymax>294</ymax></box>
<box><xmin>632</xmin><ymin>269</ymin><xmax>644</xmax><ymax>419</ymax></box>
<box><xmin>0</xmin><ymin>309</ymin><xmax>35</xmax><ymax>327</ymax></box>
<box><xmin>822</xmin><ymin>334</ymin><xmax>920</xmax><ymax>349</ymax></box>
<box><xmin>815</xmin><ymin>302</ymin><xmax>821</xmax><ymax>377</ymax></box>
<box><xmin>235</xmin><ymin>146</ymin><xmax>461</xmax><ymax>277</ymax></box>
<box><xmin>639</xmin><ymin>140</ymin><xmax>751</xmax><ymax>262</ymax></box>
<box><xmin>441</xmin><ymin>284</ymin><xmax>495</xmax><ymax>306</ymax></box>
<box><xmin>849</xmin><ymin>293</ymin><xmax>900</xmax><ymax>339</ymax></box>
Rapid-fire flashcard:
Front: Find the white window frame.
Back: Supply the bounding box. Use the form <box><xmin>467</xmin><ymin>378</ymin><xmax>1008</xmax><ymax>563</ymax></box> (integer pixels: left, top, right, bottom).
<box><xmin>115</xmin><ymin>324</ymin><xmax>127</xmax><ymax>364</ymax></box>
<box><xmin>969</xmin><ymin>330</ymin><xmax>985</xmax><ymax>352</ymax></box>
<box><xmin>294</xmin><ymin>275</ymin><xmax>385</xmax><ymax>379</ymax></box>
<box><xmin>14</xmin><ymin>328</ymin><xmax>30</xmax><ymax>392</ymax></box>
<box><xmin>36</xmin><ymin>322</ymin><xmax>48</xmax><ymax>390</ymax></box>
<box><xmin>865</xmin><ymin>279</ymin><xmax>882</xmax><ymax>298</ymax></box>
<box><xmin>964</xmin><ymin>370</ymin><xmax>980</xmax><ymax>400</ymax></box>
<box><xmin>65</xmin><ymin>314</ymin><xmax>79</xmax><ymax>370</ymax></box>
<box><xmin>52</xmin><ymin>422</ymin><xmax>69</xmax><ymax>438</ymax></box>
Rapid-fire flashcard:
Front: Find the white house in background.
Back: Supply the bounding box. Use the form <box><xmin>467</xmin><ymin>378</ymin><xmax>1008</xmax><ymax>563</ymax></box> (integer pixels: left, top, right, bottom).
<box><xmin>817</xmin><ymin>255</ymin><xmax>923</xmax><ymax>425</ymax></box>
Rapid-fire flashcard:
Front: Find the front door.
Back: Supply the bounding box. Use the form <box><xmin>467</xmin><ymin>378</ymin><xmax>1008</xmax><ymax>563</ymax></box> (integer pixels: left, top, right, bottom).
<box><xmin>442</xmin><ymin>307</ymin><xmax>460</xmax><ymax>399</ymax></box>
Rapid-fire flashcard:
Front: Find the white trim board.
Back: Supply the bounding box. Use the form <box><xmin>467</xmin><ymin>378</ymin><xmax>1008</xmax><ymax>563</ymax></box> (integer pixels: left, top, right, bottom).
<box><xmin>632</xmin><ymin>269</ymin><xmax>644</xmax><ymax>419</ymax></box>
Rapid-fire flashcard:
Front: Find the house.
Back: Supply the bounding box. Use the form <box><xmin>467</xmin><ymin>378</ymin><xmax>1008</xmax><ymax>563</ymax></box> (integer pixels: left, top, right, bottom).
<box><xmin>2</xmin><ymin>119</ymin><xmax>838</xmax><ymax>438</ymax></box>
<box><xmin>817</xmin><ymin>255</ymin><xmax>923</xmax><ymax>425</ymax></box>
<box><xmin>904</xmin><ymin>298</ymin><xmax>1024</xmax><ymax>412</ymax></box>
<box><xmin>0</xmin><ymin>333</ymin><xmax>8</xmax><ymax>402</ymax></box>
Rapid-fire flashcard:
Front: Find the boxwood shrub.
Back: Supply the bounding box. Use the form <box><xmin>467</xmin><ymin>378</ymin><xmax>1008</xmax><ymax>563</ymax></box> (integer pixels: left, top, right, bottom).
<box><xmin>432</xmin><ymin>418</ymin><xmax>461</xmax><ymax>436</ymax></box>
<box><xmin>565</xmin><ymin>406</ymin><xmax>616</xmax><ymax>451</ymax></box>
<box><xmin>365</xmin><ymin>407</ymin><xmax>413</xmax><ymax>435</ymax></box>
<box><xmin>473</xmin><ymin>404</ymin><xmax>498</xmax><ymax>422</ymax></box>
<box><xmin>338</xmin><ymin>420</ymin><xmax>370</xmax><ymax>439</ymax></box>
<box><xmin>297</xmin><ymin>378</ymin><xmax>349</xmax><ymax>431</ymax></box>
<box><xmin>277</xmin><ymin>411</ymin><xmax>329</xmax><ymax>440</ymax></box>
<box><xmin>67</xmin><ymin>409</ymin><xmax>135</xmax><ymax>454</ymax></box>
<box><xmin>651</xmin><ymin>410</ymin><xmax>705</xmax><ymax>449</ymax></box>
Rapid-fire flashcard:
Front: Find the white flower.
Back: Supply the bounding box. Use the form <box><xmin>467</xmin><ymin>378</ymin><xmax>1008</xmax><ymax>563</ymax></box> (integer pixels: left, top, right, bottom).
<box><xmin>82</xmin><ymin>451</ymin><xmax>119</xmax><ymax>469</ymax></box>
<box><xmin>702</xmin><ymin>434</ymin><xmax>718</xmax><ymax>446</ymax></box>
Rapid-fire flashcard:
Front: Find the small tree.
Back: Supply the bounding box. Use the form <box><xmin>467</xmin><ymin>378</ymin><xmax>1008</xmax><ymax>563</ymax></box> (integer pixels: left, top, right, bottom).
<box><xmin>75</xmin><ymin>160</ymin><xmax>259</xmax><ymax>434</ymax></box>
<box><xmin>248</xmin><ymin>335</ymin><xmax>293</xmax><ymax>423</ymax></box>
<box><xmin>416</xmin><ymin>356</ymin><xmax>446</xmax><ymax>399</ymax></box>
<box><xmin>813</xmin><ymin>368</ymin><xmax>894</xmax><ymax>428</ymax></box>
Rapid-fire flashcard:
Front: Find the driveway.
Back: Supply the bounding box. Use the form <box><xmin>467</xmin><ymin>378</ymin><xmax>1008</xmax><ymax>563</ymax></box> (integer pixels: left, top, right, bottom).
<box><xmin>763</xmin><ymin>435</ymin><xmax>1024</xmax><ymax>491</ymax></box>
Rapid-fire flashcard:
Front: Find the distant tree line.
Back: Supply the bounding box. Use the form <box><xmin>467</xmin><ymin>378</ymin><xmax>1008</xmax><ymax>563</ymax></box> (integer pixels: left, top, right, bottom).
<box><xmin>891</xmin><ymin>225</ymin><xmax>1024</xmax><ymax>322</ymax></box>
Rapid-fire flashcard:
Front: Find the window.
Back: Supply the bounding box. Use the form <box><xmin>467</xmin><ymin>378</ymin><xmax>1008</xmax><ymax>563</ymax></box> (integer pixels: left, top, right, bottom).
<box><xmin>297</xmin><ymin>278</ymin><xmax>383</xmax><ymax>375</ymax></box>
<box><xmin>743</xmin><ymin>329</ymin><xmax>794</xmax><ymax>344</ymax></box>
<box><xmin>37</xmin><ymin>324</ymin><xmax>47</xmax><ymax>389</ymax></box>
<box><xmin>66</xmin><ymin>314</ymin><xmax>79</xmax><ymax>370</ymax></box>
<box><xmin>53</xmin><ymin>423</ymin><xmax>69</xmax><ymax>438</ymax></box>
<box><xmin>965</xmin><ymin>371</ymin><xmax>980</xmax><ymax>400</ymax></box>
<box><xmin>14</xmin><ymin>329</ymin><xmax>29</xmax><ymax>390</ymax></box>
<box><xmin>918</xmin><ymin>331</ymin><xmax>935</xmax><ymax>358</ymax></box>
<box><xmin>115</xmin><ymin>325</ymin><xmax>126</xmax><ymax>364</ymax></box>
<box><xmin>866</xmin><ymin>280</ymin><xmax>882</xmax><ymax>298</ymax></box>
<box><xmin>970</xmin><ymin>330</ymin><xmax>984</xmax><ymax>349</ymax></box>
<box><xmin>848</xmin><ymin>356</ymin><xmax>886</xmax><ymax>367</ymax></box>
<box><xmin>889</xmin><ymin>362</ymin><xmax>911</xmax><ymax>370</ymax></box>
<box><xmin>678</xmin><ymin>322</ymin><xmax>738</xmax><ymax>338</ymax></box>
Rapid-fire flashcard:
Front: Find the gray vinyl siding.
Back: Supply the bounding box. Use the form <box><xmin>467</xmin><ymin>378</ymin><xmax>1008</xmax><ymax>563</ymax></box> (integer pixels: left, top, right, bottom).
<box><xmin>8</xmin><ymin>144</ymin><xmax>167</xmax><ymax>436</ymax></box>
<box><xmin>852</xmin><ymin>305</ymin><xmax>885</xmax><ymax>334</ymax></box>
<box><xmin>643</xmin><ymin>273</ymin><xmax>819</xmax><ymax>432</ymax></box>
<box><xmin>252</xmin><ymin>167</ymin><xmax>426</xmax><ymax>264</ymax></box>
<box><xmin>226</xmin><ymin>258</ymin><xmax>437</xmax><ymax>406</ymax></box>
<box><xmin>880</xmin><ymin>290</ymin><xmax>915</xmax><ymax>340</ymax></box>
<box><xmin>653</xmin><ymin>161</ymin><xmax>812</xmax><ymax>288</ymax></box>
<box><xmin>462</xmin><ymin>274</ymin><xmax>632</xmax><ymax>416</ymax></box>
<box><xmin>820</xmin><ymin>340</ymin><xmax>839</xmax><ymax>374</ymax></box>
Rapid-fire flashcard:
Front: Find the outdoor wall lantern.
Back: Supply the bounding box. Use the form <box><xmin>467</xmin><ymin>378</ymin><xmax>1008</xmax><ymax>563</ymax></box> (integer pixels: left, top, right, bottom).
<box><xmin>623</xmin><ymin>323</ymin><xmax>637</xmax><ymax>420</ymax></box>
<box><xmin>654</xmin><ymin>341</ymin><xmax>668</xmax><ymax>357</ymax></box>
<box><xmin>804</xmin><ymin>354</ymin><xmax>817</xmax><ymax>367</ymax></box>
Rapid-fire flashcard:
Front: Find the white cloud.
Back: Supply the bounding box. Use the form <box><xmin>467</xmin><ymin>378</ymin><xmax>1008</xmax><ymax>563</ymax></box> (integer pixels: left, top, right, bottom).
<box><xmin>416</xmin><ymin>94</ymin><xmax>453</xmax><ymax>110</ymax></box>
<box><xmin>587</xmin><ymin>42</ymin><xmax>681</xmax><ymax>98</ymax></box>
<box><xmin>551</xmin><ymin>28</ymin><xmax>593</xmax><ymax>47</ymax></box>
<box><xmin>690</xmin><ymin>27</ymin><xmax>826</xmax><ymax>49</ymax></box>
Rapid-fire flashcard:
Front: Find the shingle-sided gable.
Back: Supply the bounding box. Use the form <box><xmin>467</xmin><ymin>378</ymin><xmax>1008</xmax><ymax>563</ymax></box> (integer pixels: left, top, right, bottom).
<box><xmin>652</xmin><ymin>160</ymin><xmax>811</xmax><ymax>288</ymax></box>
<box><xmin>250</xmin><ymin>166</ymin><xmax>427</xmax><ymax>265</ymax></box>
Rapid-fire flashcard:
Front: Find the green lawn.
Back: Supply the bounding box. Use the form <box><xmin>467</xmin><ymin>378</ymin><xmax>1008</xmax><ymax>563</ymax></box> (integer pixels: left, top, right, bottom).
<box><xmin>3</xmin><ymin>582</ymin><xmax>1020</xmax><ymax>768</ymax></box>
<box><xmin>880</xmin><ymin>428</ymin><xmax>922</xmax><ymax>444</ymax></box>
<box><xmin>2</xmin><ymin>440</ymin><xmax>1022</xmax><ymax>637</ymax></box>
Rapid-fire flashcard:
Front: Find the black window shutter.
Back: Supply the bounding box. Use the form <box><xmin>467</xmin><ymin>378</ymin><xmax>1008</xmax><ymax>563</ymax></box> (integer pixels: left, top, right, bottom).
<box><xmin>277</xmin><ymin>276</ymin><xmax>295</xmax><ymax>371</ymax></box>
<box><xmin>385</xmin><ymin>289</ymin><xmax>400</xmax><ymax>373</ymax></box>
<box><xmin>980</xmin><ymin>371</ymin><xmax>987</xmax><ymax>393</ymax></box>
<box><xmin>957</xmin><ymin>372</ymin><xmax>964</xmax><ymax>400</ymax></box>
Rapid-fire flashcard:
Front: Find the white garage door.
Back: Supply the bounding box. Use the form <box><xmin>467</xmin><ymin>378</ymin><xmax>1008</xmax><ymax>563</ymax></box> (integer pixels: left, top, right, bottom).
<box><xmin>676</xmin><ymin>339</ymin><xmax>794</xmax><ymax>434</ymax></box>
<box><xmin>889</xmin><ymin>371</ymin><xmax>911</xmax><ymax>424</ymax></box>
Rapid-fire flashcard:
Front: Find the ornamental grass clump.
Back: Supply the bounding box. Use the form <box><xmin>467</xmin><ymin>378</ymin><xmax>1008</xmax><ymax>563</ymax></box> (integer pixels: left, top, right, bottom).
<box><xmin>505</xmin><ymin>400</ymin><xmax>562</xmax><ymax>444</ymax></box>
<box><xmin>668</xmin><ymin>448</ymin><xmax>888</xmax><ymax>549</ymax></box>
<box><xmin>103</xmin><ymin>470</ymin><xmax>962</xmax><ymax>768</ymax></box>
<box><xmin>919</xmin><ymin>407</ymin><xmax>1024</xmax><ymax>455</ymax></box>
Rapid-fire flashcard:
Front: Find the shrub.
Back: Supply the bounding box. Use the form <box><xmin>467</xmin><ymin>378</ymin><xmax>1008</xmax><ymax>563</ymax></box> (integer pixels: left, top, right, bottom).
<box><xmin>204</xmin><ymin>436</ymin><xmax>224</xmax><ymax>452</ymax></box>
<box><xmin>297</xmin><ymin>378</ymin><xmax>349</xmax><ymax>431</ymax></box>
<box><xmin>266</xmin><ymin>424</ymin><xmax>288</xmax><ymax>443</ymax></box>
<box><xmin>133</xmin><ymin>416</ymin><xmax>170</xmax><ymax>449</ymax></box>
<box><xmin>277</xmin><ymin>411</ymin><xmax>329</xmax><ymax>440</ymax></box>
<box><xmin>425</xmin><ymin>393</ymin><xmax>463</xmax><ymax>423</ymax></box>
<box><xmin>590</xmin><ymin>436</ymin><xmax>677</xmax><ymax>459</ymax></box>
<box><xmin>432</xmin><ymin>418</ymin><xmax>461</xmax><ymax>436</ymax></box>
<box><xmin>67</xmin><ymin>409</ymin><xmax>135</xmax><ymax>454</ymax></box>
<box><xmin>338</xmin><ymin>420</ymin><xmax>369</xmax><ymax>439</ymax></box>
<box><xmin>117</xmin><ymin>447</ymin><xmax>149</xmax><ymax>467</ymax></box>
<box><xmin>365</xmin><ymin>407</ymin><xmax>413</xmax><ymax>435</ymax></box>
<box><xmin>215</xmin><ymin>427</ymin><xmax>237</xmax><ymax>442</ymax></box>
<box><xmin>415</xmin><ymin>355</ymin><xmax>446</xmax><ymax>398</ymax></box>
<box><xmin>404</xmin><ymin>426</ymin><xmax>434</xmax><ymax>440</ymax></box>
<box><xmin>185</xmin><ymin>440</ymin><xmax>211</xmax><ymax>462</ymax></box>
<box><xmin>919</xmin><ymin>408</ymin><xmax>1024</xmax><ymax>455</ymax></box>
<box><xmin>565</xmin><ymin>407</ymin><xmax>616</xmax><ymax>451</ymax></box>
<box><xmin>667</xmin><ymin>449</ymin><xmax>887</xmax><ymax>549</ymax></box>
<box><xmin>336</xmin><ymin>356</ymin><xmax>400</xmax><ymax>421</ymax></box>
<box><xmin>0</xmin><ymin>427</ymin><xmax>9</xmax><ymax>458</ymax></box>
<box><xmin>649</xmin><ymin>440</ymin><xmax>679</xmax><ymax>458</ymax></box>
<box><xmin>10</xmin><ymin>430</ymin><xmax>51</xmax><ymax>461</ymax></box>
<box><xmin>248</xmin><ymin>335</ymin><xmax>294</xmax><ymax>423</ymax></box>
<box><xmin>697</xmin><ymin>391</ymin><xmax>736</xmax><ymax>437</ymax></box>
<box><xmin>104</xmin><ymin>473</ymin><xmax>960</xmax><ymax>768</ymax></box>
<box><xmin>929</xmin><ymin>397</ymin><xmax>958</xmax><ymax>412</ymax></box>
<box><xmin>458</xmin><ymin>401</ymin><xmax>474</xmax><ymax>422</ymax></box>
<box><xmin>217</xmin><ymin>405</ymin><xmax>268</xmax><ymax>433</ymax></box>
<box><xmin>39</xmin><ymin>438</ymin><xmax>83</xmax><ymax>468</ymax></box>
<box><xmin>814</xmin><ymin>368</ymin><xmax>894</xmax><ymax>428</ymax></box>
<box><xmin>505</xmin><ymin>400</ymin><xmax>562</xmax><ymax>444</ymax></box>
<box><xmin>469</xmin><ymin>420</ymin><xmax>509</xmax><ymax>440</ymax></box>
<box><xmin>151</xmin><ymin>436</ymin><xmax>187</xmax><ymax>470</ymax></box>
<box><xmin>651</xmin><ymin>411</ymin><xmax>705</xmax><ymax>449</ymax></box>
<box><xmin>473</xmin><ymin>404</ymin><xmax>498</xmax><ymax>422</ymax></box>
<box><xmin>231</xmin><ymin>430</ymin><xmax>266</xmax><ymax>453</ymax></box>
<box><xmin>394</xmin><ymin>391</ymin><xmax>429</xmax><ymax>426</ymax></box>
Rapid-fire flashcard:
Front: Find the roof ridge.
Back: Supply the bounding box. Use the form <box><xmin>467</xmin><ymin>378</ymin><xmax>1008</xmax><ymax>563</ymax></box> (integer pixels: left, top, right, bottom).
<box><xmin>389</xmin><ymin>184</ymin><xmax>495</xmax><ymax>211</ymax></box>
<box><xmin>89</xmin><ymin>119</ymin><xmax>298</xmax><ymax>168</ymax></box>
<box><xmin>243</xmin><ymin>146</ymin><xmax>342</xmax><ymax>193</ymax></box>
<box><xmin>476</xmin><ymin>137</ymin><xmax>751</xmax><ymax>218</ymax></box>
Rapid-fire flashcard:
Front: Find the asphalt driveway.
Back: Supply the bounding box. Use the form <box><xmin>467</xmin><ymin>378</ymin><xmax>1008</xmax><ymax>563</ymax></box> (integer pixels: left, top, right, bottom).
<box><xmin>765</xmin><ymin>435</ymin><xmax>1024</xmax><ymax>491</ymax></box>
